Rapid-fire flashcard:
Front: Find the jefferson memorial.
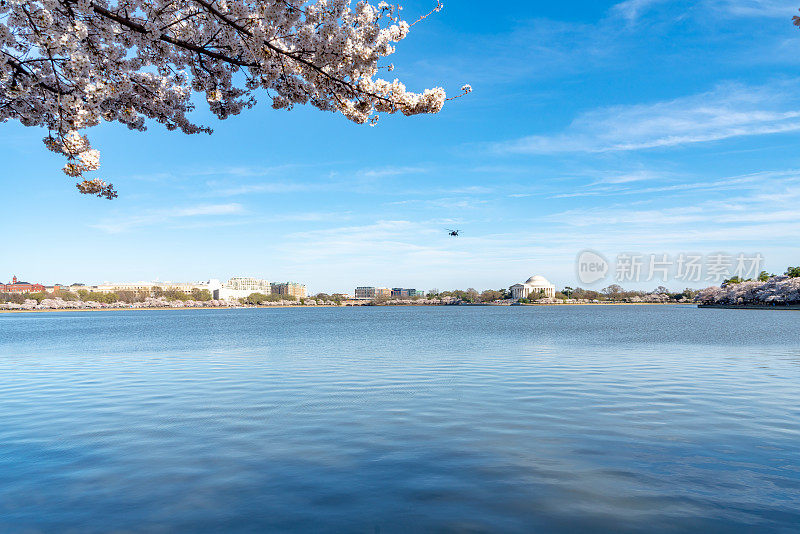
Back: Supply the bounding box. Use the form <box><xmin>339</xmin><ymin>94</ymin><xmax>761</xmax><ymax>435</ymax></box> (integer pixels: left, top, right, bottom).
<box><xmin>510</xmin><ymin>275</ymin><xmax>556</xmax><ymax>300</ymax></box>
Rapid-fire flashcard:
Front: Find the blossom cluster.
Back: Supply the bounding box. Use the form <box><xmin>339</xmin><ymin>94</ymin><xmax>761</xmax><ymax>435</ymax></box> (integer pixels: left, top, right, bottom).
<box><xmin>0</xmin><ymin>0</ymin><xmax>465</xmax><ymax>197</ymax></box>
<box><xmin>537</xmin><ymin>293</ymin><xmax>686</xmax><ymax>304</ymax></box>
<box><xmin>695</xmin><ymin>276</ymin><xmax>800</xmax><ymax>306</ymax></box>
<box><xmin>0</xmin><ymin>297</ymin><xmax>241</xmax><ymax>310</ymax></box>
<box><xmin>355</xmin><ymin>296</ymin><xmax>461</xmax><ymax>305</ymax></box>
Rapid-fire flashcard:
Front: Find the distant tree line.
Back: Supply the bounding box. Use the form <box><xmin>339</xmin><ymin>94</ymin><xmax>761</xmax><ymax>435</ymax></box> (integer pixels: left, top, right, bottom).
<box><xmin>241</xmin><ymin>293</ymin><xmax>298</xmax><ymax>305</ymax></box>
<box><xmin>698</xmin><ymin>265</ymin><xmax>800</xmax><ymax>306</ymax></box>
<box><xmin>0</xmin><ymin>287</ymin><xmax>213</xmax><ymax>304</ymax></box>
<box><xmin>16</xmin><ymin>272</ymin><xmax>800</xmax><ymax>307</ymax></box>
<box><xmin>723</xmin><ymin>267</ymin><xmax>800</xmax><ymax>286</ymax></box>
<box><xmin>559</xmin><ymin>285</ymin><xmax>699</xmax><ymax>302</ymax></box>
<box><xmin>425</xmin><ymin>288</ymin><xmax>510</xmax><ymax>303</ymax></box>
<box><xmin>423</xmin><ymin>286</ymin><xmax>698</xmax><ymax>303</ymax></box>
<box><xmin>309</xmin><ymin>293</ymin><xmax>350</xmax><ymax>305</ymax></box>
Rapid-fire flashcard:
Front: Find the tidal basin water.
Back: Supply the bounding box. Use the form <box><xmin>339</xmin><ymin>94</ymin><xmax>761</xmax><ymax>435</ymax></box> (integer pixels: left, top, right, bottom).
<box><xmin>1</xmin><ymin>305</ymin><xmax>799</xmax><ymax>532</ymax></box>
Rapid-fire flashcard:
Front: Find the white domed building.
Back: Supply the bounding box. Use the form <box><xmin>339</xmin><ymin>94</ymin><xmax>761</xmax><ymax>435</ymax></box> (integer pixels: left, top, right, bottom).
<box><xmin>510</xmin><ymin>275</ymin><xmax>556</xmax><ymax>300</ymax></box>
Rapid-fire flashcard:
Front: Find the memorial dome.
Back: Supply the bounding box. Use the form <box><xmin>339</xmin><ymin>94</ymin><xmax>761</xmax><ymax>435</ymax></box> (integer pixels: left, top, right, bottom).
<box><xmin>525</xmin><ymin>275</ymin><xmax>550</xmax><ymax>286</ymax></box>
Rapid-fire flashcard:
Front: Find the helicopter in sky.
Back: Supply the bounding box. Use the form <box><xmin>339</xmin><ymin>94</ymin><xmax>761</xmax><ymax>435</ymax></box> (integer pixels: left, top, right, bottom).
<box><xmin>446</xmin><ymin>229</ymin><xmax>461</xmax><ymax>237</ymax></box>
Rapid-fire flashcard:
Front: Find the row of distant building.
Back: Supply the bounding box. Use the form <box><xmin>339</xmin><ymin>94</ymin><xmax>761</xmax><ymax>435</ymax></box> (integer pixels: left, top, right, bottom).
<box><xmin>353</xmin><ymin>276</ymin><xmax>557</xmax><ymax>300</ymax></box>
<box><xmin>2</xmin><ymin>274</ymin><xmax>559</xmax><ymax>302</ymax></box>
<box><xmin>0</xmin><ymin>276</ymin><xmax>307</xmax><ymax>300</ymax></box>
<box><xmin>354</xmin><ymin>287</ymin><xmax>424</xmax><ymax>300</ymax></box>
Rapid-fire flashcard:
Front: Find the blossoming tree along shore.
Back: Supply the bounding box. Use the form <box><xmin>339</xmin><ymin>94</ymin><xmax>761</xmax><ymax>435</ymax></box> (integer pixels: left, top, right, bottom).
<box><xmin>0</xmin><ymin>0</ymin><xmax>470</xmax><ymax>198</ymax></box>
<box><xmin>696</xmin><ymin>267</ymin><xmax>800</xmax><ymax>306</ymax></box>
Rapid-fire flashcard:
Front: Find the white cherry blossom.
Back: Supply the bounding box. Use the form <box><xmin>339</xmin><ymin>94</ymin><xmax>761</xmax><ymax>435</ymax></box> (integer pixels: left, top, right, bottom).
<box><xmin>0</xmin><ymin>0</ymin><xmax>468</xmax><ymax>198</ymax></box>
<box><xmin>696</xmin><ymin>275</ymin><xmax>800</xmax><ymax>305</ymax></box>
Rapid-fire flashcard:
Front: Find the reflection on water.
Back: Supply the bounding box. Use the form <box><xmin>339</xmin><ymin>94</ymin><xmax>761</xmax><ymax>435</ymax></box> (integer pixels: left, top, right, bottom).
<box><xmin>1</xmin><ymin>305</ymin><xmax>799</xmax><ymax>532</ymax></box>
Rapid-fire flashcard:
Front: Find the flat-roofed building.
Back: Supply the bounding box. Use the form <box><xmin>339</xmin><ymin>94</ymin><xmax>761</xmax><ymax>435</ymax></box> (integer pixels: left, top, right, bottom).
<box><xmin>355</xmin><ymin>287</ymin><xmax>375</xmax><ymax>299</ymax></box>
<box><xmin>391</xmin><ymin>288</ymin><xmax>420</xmax><ymax>298</ymax></box>
<box><xmin>90</xmin><ymin>280</ymin><xmax>218</xmax><ymax>294</ymax></box>
<box><xmin>35</xmin><ymin>277</ymin><xmax>309</xmax><ymax>301</ymax></box>
<box><xmin>219</xmin><ymin>277</ymin><xmax>270</xmax><ymax>300</ymax></box>
<box><xmin>270</xmin><ymin>282</ymin><xmax>307</xmax><ymax>299</ymax></box>
<box><xmin>93</xmin><ymin>282</ymin><xmax>163</xmax><ymax>293</ymax></box>
<box><xmin>223</xmin><ymin>277</ymin><xmax>270</xmax><ymax>293</ymax></box>
<box><xmin>43</xmin><ymin>284</ymin><xmax>65</xmax><ymax>293</ymax></box>
<box><xmin>355</xmin><ymin>286</ymin><xmax>391</xmax><ymax>300</ymax></box>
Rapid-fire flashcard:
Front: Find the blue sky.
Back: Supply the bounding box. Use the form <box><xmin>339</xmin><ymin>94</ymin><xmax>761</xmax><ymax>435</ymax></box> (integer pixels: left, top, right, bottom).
<box><xmin>3</xmin><ymin>0</ymin><xmax>800</xmax><ymax>293</ymax></box>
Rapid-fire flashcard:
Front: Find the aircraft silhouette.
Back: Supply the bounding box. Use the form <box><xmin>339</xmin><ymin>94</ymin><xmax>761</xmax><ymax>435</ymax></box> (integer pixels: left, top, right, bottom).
<box><xmin>446</xmin><ymin>229</ymin><xmax>460</xmax><ymax>237</ymax></box>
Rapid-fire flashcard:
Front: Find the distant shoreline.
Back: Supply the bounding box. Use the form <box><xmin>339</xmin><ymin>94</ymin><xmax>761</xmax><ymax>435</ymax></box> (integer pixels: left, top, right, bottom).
<box><xmin>492</xmin><ymin>302</ymin><xmax>690</xmax><ymax>307</ymax></box>
<box><xmin>697</xmin><ymin>304</ymin><xmax>800</xmax><ymax>310</ymax></box>
<box><xmin>0</xmin><ymin>305</ymin><xmax>328</xmax><ymax>314</ymax></box>
<box><xmin>0</xmin><ymin>302</ymin><xmax>694</xmax><ymax>314</ymax></box>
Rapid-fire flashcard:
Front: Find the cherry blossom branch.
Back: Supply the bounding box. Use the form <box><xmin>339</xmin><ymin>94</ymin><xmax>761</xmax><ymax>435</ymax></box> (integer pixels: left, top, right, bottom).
<box><xmin>187</xmin><ymin>0</ymin><xmax>400</xmax><ymax>106</ymax></box>
<box><xmin>90</xmin><ymin>4</ymin><xmax>256</xmax><ymax>67</ymax></box>
<box><xmin>2</xmin><ymin>55</ymin><xmax>66</xmax><ymax>95</ymax></box>
<box><xmin>409</xmin><ymin>0</ymin><xmax>443</xmax><ymax>28</ymax></box>
<box><xmin>0</xmin><ymin>0</ymin><xmax>467</xmax><ymax>199</ymax></box>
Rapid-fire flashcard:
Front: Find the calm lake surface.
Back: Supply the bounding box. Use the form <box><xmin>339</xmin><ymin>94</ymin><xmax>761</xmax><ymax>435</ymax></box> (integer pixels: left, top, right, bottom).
<box><xmin>1</xmin><ymin>305</ymin><xmax>799</xmax><ymax>533</ymax></box>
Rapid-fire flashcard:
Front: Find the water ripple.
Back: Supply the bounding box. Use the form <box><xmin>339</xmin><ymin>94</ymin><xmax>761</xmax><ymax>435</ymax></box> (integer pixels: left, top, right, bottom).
<box><xmin>1</xmin><ymin>306</ymin><xmax>799</xmax><ymax>532</ymax></box>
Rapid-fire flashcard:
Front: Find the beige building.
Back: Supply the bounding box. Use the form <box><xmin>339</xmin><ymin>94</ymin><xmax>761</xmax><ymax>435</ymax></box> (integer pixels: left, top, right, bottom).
<box><xmin>86</xmin><ymin>281</ymin><xmax>215</xmax><ymax>294</ymax></box>
<box><xmin>271</xmin><ymin>282</ymin><xmax>307</xmax><ymax>299</ymax></box>
<box><xmin>510</xmin><ymin>275</ymin><xmax>556</xmax><ymax>300</ymax></box>
<box><xmin>67</xmin><ymin>277</ymin><xmax>308</xmax><ymax>301</ymax></box>
<box><xmin>377</xmin><ymin>287</ymin><xmax>392</xmax><ymax>298</ymax></box>
<box><xmin>219</xmin><ymin>277</ymin><xmax>271</xmax><ymax>300</ymax></box>
<box><xmin>354</xmin><ymin>286</ymin><xmax>391</xmax><ymax>300</ymax></box>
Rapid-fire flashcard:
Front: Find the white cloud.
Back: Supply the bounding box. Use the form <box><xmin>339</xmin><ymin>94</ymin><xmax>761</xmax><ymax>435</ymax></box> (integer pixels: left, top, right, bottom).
<box><xmin>91</xmin><ymin>203</ymin><xmax>245</xmax><ymax>233</ymax></box>
<box><xmin>386</xmin><ymin>197</ymin><xmax>489</xmax><ymax>210</ymax></box>
<box><xmin>589</xmin><ymin>170</ymin><xmax>663</xmax><ymax>185</ymax></box>
<box><xmin>500</xmin><ymin>81</ymin><xmax>800</xmax><ymax>154</ymax></box>
<box><xmin>549</xmin><ymin>168</ymin><xmax>800</xmax><ymax>198</ymax></box>
<box><xmin>710</xmin><ymin>0</ymin><xmax>797</xmax><ymax>18</ymax></box>
<box><xmin>200</xmin><ymin>165</ymin><xmax>432</xmax><ymax>198</ymax></box>
<box><xmin>172</xmin><ymin>204</ymin><xmax>243</xmax><ymax>217</ymax></box>
<box><xmin>611</xmin><ymin>0</ymin><xmax>672</xmax><ymax>23</ymax></box>
<box><xmin>187</xmin><ymin>164</ymin><xmax>302</xmax><ymax>177</ymax></box>
<box><xmin>611</xmin><ymin>0</ymin><xmax>794</xmax><ymax>24</ymax></box>
<box><xmin>358</xmin><ymin>166</ymin><xmax>428</xmax><ymax>178</ymax></box>
<box><xmin>205</xmin><ymin>181</ymin><xmax>324</xmax><ymax>197</ymax></box>
<box><xmin>544</xmin><ymin>173</ymin><xmax>800</xmax><ymax>239</ymax></box>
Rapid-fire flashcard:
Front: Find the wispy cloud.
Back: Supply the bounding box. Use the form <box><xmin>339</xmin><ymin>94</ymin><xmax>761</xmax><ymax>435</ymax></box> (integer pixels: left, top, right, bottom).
<box><xmin>204</xmin><ymin>181</ymin><xmax>326</xmax><ymax>197</ymax></box>
<box><xmin>91</xmin><ymin>203</ymin><xmax>245</xmax><ymax>233</ymax></box>
<box><xmin>499</xmin><ymin>81</ymin><xmax>800</xmax><ymax>154</ymax></box>
<box><xmin>549</xmin><ymin>169</ymin><xmax>800</xmax><ymax>198</ymax></box>
<box><xmin>386</xmin><ymin>197</ymin><xmax>489</xmax><ymax>210</ymax></box>
<box><xmin>605</xmin><ymin>0</ymin><xmax>793</xmax><ymax>26</ymax></box>
<box><xmin>611</xmin><ymin>0</ymin><xmax>672</xmax><ymax>23</ymax></box>
<box><xmin>358</xmin><ymin>166</ymin><xmax>429</xmax><ymax>178</ymax></box>
<box><xmin>199</xmin><ymin>165</ymin><xmax>432</xmax><ymax>198</ymax></box>
<box><xmin>588</xmin><ymin>170</ymin><xmax>664</xmax><ymax>185</ymax></box>
<box><xmin>172</xmin><ymin>204</ymin><xmax>243</xmax><ymax>217</ymax></box>
<box><xmin>710</xmin><ymin>0</ymin><xmax>798</xmax><ymax>18</ymax></box>
<box><xmin>544</xmin><ymin>172</ymin><xmax>800</xmax><ymax>239</ymax></box>
<box><xmin>186</xmin><ymin>164</ymin><xmax>303</xmax><ymax>178</ymax></box>
<box><xmin>126</xmin><ymin>171</ymin><xmax>179</xmax><ymax>183</ymax></box>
